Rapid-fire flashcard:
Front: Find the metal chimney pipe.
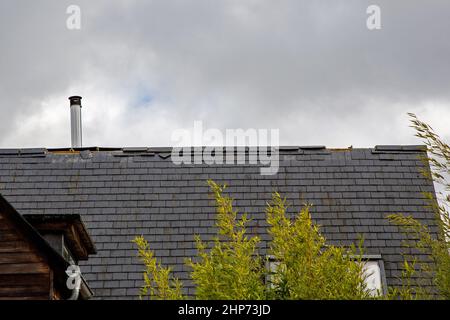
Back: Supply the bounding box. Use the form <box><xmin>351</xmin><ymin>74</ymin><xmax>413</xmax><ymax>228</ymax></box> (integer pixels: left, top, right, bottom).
<box><xmin>69</xmin><ymin>96</ymin><xmax>83</xmax><ymax>148</ymax></box>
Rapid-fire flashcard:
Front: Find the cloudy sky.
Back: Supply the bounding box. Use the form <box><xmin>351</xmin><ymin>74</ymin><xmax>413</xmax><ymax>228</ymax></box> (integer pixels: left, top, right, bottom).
<box><xmin>0</xmin><ymin>0</ymin><xmax>449</xmax><ymax>148</ymax></box>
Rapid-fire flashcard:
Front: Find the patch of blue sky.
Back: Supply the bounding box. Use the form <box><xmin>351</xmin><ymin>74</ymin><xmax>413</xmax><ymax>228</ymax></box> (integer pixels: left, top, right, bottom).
<box><xmin>131</xmin><ymin>87</ymin><xmax>154</xmax><ymax>109</ymax></box>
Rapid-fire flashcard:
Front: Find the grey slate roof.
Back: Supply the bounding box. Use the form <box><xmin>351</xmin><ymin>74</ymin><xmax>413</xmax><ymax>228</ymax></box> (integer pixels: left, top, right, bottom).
<box><xmin>0</xmin><ymin>145</ymin><xmax>439</xmax><ymax>299</ymax></box>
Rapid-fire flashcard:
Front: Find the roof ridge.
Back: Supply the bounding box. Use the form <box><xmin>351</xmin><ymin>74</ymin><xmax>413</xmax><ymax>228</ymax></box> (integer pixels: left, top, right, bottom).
<box><xmin>0</xmin><ymin>144</ymin><xmax>428</xmax><ymax>158</ymax></box>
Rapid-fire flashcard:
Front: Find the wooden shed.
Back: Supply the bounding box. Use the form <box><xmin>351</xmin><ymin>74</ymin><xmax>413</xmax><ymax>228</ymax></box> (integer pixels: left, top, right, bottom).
<box><xmin>0</xmin><ymin>195</ymin><xmax>96</xmax><ymax>300</ymax></box>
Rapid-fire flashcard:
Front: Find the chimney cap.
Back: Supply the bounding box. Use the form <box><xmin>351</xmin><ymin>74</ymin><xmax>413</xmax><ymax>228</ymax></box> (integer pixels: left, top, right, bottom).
<box><xmin>69</xmin><ymin>96</ymin><xmax>82</xmax><ymax>106</ymax></box>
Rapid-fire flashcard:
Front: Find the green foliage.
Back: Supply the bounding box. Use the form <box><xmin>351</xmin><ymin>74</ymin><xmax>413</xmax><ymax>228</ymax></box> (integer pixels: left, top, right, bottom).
<box><xmin>266</xmin><ymin>193</ymin><xmax>371</xmax><ymax>299</ymax></box>
<box><xmin>132</xmin><ymin>235</ymin><xmax>185</xmax><ymax>300</ymax></box>
<box><xmin>385</xmin><ymin>215</ymin><xmax>434</xmax><ymax>300</ymax></box>
<box><xmin>185</xmin><ymin>180</ymin><xmax>266</xmax><ymax>300</ymax></box>
<box><xmin>387</xmin><ymin>213</ymin><xmax>450</xmax><ymax>299</ymax></box>
<box><xmin>386</xmin><ymin>114</ymin><xmax>450</xmax><ymax>300</ymax></box>
<box><xmin>386</xmin><ymin>258</ymin><xmax>429</xmax><ymax>300</ymax></box>
<box><xmin>133</xmin><ymin>181</ymin><xmax>374</xmax><ymax>300</ymax></box>
<box><xmin>409</xmin><ymin>113</ymin><xmax>450</xmax><ymax>187</ymax></box>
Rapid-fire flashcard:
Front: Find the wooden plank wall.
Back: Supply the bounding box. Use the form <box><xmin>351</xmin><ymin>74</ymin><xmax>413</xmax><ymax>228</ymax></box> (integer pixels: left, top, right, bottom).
<box><xmin>0</xmin><ymin>212</ymin><xmax>51</xmax><ymax>300</ymax></box>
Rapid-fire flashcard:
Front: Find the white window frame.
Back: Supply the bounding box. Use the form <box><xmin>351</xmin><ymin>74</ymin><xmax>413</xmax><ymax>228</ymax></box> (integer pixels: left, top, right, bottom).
<box><xmin>360</xmin><ymin>254</ymin><xmax>387</xmax><ymax>297</ymax></box>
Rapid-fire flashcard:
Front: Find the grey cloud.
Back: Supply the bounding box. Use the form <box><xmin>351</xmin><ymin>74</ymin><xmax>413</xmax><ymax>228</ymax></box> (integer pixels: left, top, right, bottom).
<box><xmin>0</xmin><ymin>0</ymin><xmax>449</xmax><ymax>148</ymax></box>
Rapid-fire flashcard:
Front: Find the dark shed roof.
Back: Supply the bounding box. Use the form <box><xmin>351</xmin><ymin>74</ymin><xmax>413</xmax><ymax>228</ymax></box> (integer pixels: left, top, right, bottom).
<box><xmin>23</xmin><ymin>213</ymin><xmax>97</xmax><ymax>261</ymax></box>
<box><xmin>0</xmin><ymin>145</ymin><xmax>438</xmax><ymax>299</ymax></box>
